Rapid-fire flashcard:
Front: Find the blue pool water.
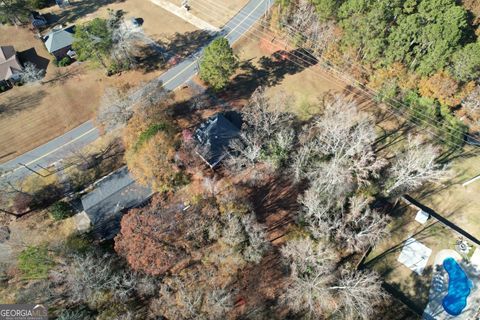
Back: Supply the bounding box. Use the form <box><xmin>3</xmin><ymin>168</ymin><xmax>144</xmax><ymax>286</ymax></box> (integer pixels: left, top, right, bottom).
<box><xmin>442</xmin><ymin>258</ymin><xmax>472</xmax><ymax>316</ymax></box>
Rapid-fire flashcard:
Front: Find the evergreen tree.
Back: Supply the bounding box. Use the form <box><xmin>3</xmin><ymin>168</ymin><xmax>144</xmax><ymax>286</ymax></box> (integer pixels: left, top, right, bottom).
<box><xmin>0</xmin><ymin>0</ymin><xmax>31</xmax><ymax>24</ymax></box>
<box><xmin>199</xmin><ymin>37</ymin><xmax>238</xmax><ymax>90</ymax></box>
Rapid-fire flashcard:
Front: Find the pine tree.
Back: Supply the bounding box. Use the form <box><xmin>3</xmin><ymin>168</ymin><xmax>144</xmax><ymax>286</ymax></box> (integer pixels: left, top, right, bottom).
<box><xmin>199</xmin><ymin>37</ymin><xmax>237</xmax><ymax>90</ymax></box>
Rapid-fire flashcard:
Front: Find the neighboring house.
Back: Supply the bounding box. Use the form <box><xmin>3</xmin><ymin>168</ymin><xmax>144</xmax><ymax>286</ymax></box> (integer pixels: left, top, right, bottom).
<box><xmin>75</xmin><ymin>166</ymin><xmax>153</xmax><ymax>240</ymax></box>
<box><xmin>194</xmin><ymin>112</ymin><xmax>242</xmax><ymax>168</ymax></box>
<box><xmin>0</xmin><ymin>46</ymin><xmax>23</xmax><ymax>88</ymax></box>
<box><xmin>29</xmin><ymin>11</ymin><xmax>47</xmax><ymax>29</ymax></box>
<box><xmin>43</xmin><ymin>26</ymin><xmax>75</xmax><ymax>60</ymax></box>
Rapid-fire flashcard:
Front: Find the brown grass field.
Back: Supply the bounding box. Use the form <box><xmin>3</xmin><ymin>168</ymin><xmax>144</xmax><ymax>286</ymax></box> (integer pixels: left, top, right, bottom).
<box><xmin>0</xmin><ymin>0</ymin><xmax>199</xmax><ymax>163</ymax></box>
<box><xmin>168</xmin><ymin>0</ymin><xmax>250</xmax><ymax>28</ymax></box>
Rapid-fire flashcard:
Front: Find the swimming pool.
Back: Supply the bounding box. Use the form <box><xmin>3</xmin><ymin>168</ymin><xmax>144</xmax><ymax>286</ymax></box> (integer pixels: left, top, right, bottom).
<box><xmin>442</xmin><ymin>257</ymin><xmax>472</xmax><ymax>316</ymax></box>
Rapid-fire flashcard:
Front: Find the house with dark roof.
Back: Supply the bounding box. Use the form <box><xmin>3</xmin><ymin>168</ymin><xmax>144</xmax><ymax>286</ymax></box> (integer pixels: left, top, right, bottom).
<box><xmin>43</xmin><ymin>26</ymin><xmax>75</xmax><ymax>60</ymax></box>
<box><xmin>75</xmin><ymin>166</ymin><xmax>153</xmax><ymax>240</ymax></box>
<box><xmin>0</xmin><ymin>46</ymin><xmax>23</xmax><ymax>87</ymax></box>
<box><xmin>194</xmin><ymin>112</ymin><xmax>242</xmax><ymax>168</ymax></box>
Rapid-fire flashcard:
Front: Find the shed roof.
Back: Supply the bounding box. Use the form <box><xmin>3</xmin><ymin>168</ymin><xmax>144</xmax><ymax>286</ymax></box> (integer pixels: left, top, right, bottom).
<box><xmin>0</xmin><ymin>46</ymin><xmax>22</xmax><ymax>81</ymax></box>
<box><xmin>44</xmin><ymin>26</ymin><xmax>74</xmax><ymax>53</ymax></box>
<box><xmin>194</xmin><ymin>112</ymin><xmax>241</xmax><ymax>168</ymax></box>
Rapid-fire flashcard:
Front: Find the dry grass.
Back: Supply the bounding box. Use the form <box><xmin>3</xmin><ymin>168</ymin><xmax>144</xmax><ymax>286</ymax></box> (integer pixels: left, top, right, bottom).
<box><xmin>419</xmin><ymin>152</ymin><xmax>480</xmax><ymax>237</ymax></box>
<box><xmin>0</xmin><ymin>0</ymin><xmax>200</xmax><ymax>163</ymax></box>
<box><xmin>168</xmin><ymin>0</ymin><xmax>250</xmax><ymax>28</ymax></box>
<box><xmin>365</xmin><ymin>206</ymin><xmax>464</xmax><ymax>310</ymax></box>
<box><xmin>233</xmin><ymin>30</ymin><xmax>345</xmax><ymax>119</ymax></box>
<box><xmin>65</xmin><ymin>0</ymin><xmax>198</xmax><ymax>39</ymax></box>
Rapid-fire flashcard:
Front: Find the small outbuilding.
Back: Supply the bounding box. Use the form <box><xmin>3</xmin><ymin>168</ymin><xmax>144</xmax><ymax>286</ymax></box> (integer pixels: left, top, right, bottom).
<box><xmin>194</xmin><ymin>112</ymin><xmax>242</xmax><ymax>168</ymax></box>
<box><xmin>43</xmin><ymin>26</ymin><xmax>75</xmax><ymax>60</ymax></box>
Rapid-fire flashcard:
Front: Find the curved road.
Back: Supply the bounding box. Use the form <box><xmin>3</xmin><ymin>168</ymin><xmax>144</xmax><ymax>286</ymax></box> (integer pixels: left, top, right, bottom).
<box><xmin>0</xmin><ymin>0</ymin><xmax>272</xmax><ymax>181</ymax></box>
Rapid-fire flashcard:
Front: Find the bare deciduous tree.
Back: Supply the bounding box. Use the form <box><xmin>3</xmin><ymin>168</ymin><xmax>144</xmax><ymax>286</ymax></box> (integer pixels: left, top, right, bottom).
<box><xmin>227</xmin><ymin>88</ymin><xmax>295</xmax><ymax>172</ymax></box>
<box><xmin>463</xmin><ymin>86</ymin><xmax>480</xmax><ymax>114</ymax></box>
<box><xmin>284</xmin><ymin>0</ymin><xmax>336</xmax><ymax>55</ymax></box>
<box><xmin>281</xmin><ymin>237</ymin><xmax>337</xmax><ymax>317</ymax></box>
<box><xmin>96</xmin><ymin>87</ymin><xmax>135</xmax><ymax>131</ymax></box>
<box><xmin>56</xmin><ymin>253</ymin><xmax>138</xmax><ymax>304</ymax></box>
<box><xmin>281</xmin><ymin>237</ymin><xmax>387</xmax><ymax>319</ymax></box>
<box><xmin>221</xmin><ymin>213</ymin><xmax>269</xmax><ymax>264</ymax></box>
<box><xmin>386</xmin><ymin>137</ymin><xmax>446</xmax><ymax>196</ymax></box>
<box><xmin>334</xmin><ymin>196</ymin><xmax>389</xmax><ymax>253</ymax></box>
<box><xmin>292</xmin><ymin>94</ymin><xmax>386</xmax><ymax>188</ymax></box>
<box><xmin>153</xmin><ymin>268</ymin><xmax>235</xmax><ymax>320</ymax></box>
<box><xmin>332</xmin><ymin>270</ymin><xmax>387</xmax><ymax>320</ymax></box>
<box><xmin>19</xmin><ymin>62</ymin><xmax>44</xmax><ymax>84</ymax></box>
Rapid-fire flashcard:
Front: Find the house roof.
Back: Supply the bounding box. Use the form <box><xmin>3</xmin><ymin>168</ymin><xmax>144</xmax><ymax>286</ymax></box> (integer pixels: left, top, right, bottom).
<box><xmin>44</xmin><ymin>26</ymin><xmax>74</xmax><ymax>53</ymax></box>
<box><xmin>194</xmin><ymin>112</ymin><xmax>242</xmax><ymax>168</ymax></box>
<box><xmin>81</xmin><ymin>166</ymin><xmax>152</xmax><ymax>239</ymax></box>
<box><xmin>0</xmin><ymin>46</ymin><xmax>22</xmax><ymax>81</ymax></box>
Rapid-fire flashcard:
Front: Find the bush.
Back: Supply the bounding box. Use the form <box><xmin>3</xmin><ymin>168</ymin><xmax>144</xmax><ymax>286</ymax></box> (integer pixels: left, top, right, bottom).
<box><xmin>107</xmin><ymin>61</ymin><xmax>127</xmax><ymax>76</ymax></box>
<box><xmin>18</xmin><ymin>246</ymin><xmax>54</xmax><ymax>279</ymax></box>
<box><xmin>49</xmin><ymin>201</ymin><xmax>73</xmax><ymax>220</ymax></box>
<box><xmin>134</xmin><ymin>123</ymin><xmax>169</xmax><ymax>152</ymax></box>
<box><xmin>58</xmin><ymin>56</ymin><xmax>72</xmax><ymax>67</ymax></box>
<box><xmin>62</xmin><ymin>234</ymin><xmax>91</xmax><ymax>255</ymax></box>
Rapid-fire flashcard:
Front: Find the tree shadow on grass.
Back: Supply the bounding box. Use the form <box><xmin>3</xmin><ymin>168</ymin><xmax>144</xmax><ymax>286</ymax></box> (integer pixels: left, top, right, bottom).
<box><xmin>217</xmin><ymin>49</ymin><xmax>317</xmax><ymax>102</ymax></box>
<box><xmin>55</xmin><ymin>0</ymin><xmax>126</xmax><ymax>25</ymax></box>
<box><xmin>18</xmin><ymin>48</ymin><xmax>50</xmax><ymax>73</ymax></box>
<box><xmin>135</xmin><ymin>30</ymin><xmax>214</xmax><ymax>74</ymax></box>
<box><xmin>0</xmin><ymin>90</ymin><xmax>46</xmax><ymax>117</ymax></box>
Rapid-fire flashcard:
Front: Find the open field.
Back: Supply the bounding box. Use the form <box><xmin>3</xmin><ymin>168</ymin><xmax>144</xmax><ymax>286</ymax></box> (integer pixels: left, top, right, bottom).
<box><xmin>168</xmin><ymin>0</ymin><xmax>250</xmax><ymax>28</ymax></box>
<box><xmin>0</xmin><ymin>0</ymin><xmax>201</xmax><ymax>163</ymax></box>
<box><xmin>233</xmin><ymin>30</ymin><xmax>346</xmax><ymax>118</ymax></box>
<box><xmin>42</xmin><ymin>0</ymin><xmax>197</xmax><ymax>40</ymax></box>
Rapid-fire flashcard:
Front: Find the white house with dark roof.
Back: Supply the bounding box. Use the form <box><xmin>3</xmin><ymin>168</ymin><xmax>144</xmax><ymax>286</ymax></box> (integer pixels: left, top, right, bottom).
<box><xmin>43</xmin><ymin>26</ymin><xmax>75</xmax><ymax>60</ymax></box>
<box><xmin>0</xmin><ymin>46</ymin><xmax>23</xmax><ymax>87</ymax></box>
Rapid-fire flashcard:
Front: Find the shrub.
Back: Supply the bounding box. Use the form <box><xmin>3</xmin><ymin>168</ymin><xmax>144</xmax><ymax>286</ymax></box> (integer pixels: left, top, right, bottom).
<box><xmin>58</xmin><ymin>56</ymin><xmax>72</xmax><ymax>67</ymax></box>
<box><xmin>18</xmin><ymin>246</ymin><xmax>54</xmax><ymax>279</ymax></box>
<box><xmin>49</xmin><ymin>201</ymin><xmax>73</xmax><ymax>220</ymax></box>
<box><xmin>62</xmin><ymin>234</ymin><xmax>91</xmax><ymax>255</ymax></box>
<box><xmin>134</xmin><ymin>123</ymin><xmax>169</xmax><ymax>152</ymax></box>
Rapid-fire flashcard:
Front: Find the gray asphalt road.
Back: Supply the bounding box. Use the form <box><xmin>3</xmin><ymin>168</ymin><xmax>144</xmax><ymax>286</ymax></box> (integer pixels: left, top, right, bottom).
<box><xmin>0</xmin><ymin>0</ymin><xmax>272</xmax><ymax>182</ymax></box>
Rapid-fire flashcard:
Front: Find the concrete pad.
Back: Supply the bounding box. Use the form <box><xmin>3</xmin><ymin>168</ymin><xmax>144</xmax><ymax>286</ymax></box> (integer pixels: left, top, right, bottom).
<box><xmin>471</xmin><ymin>248</ymin><xmax>480</xmax><ymax>268</ymax></box>
<box><xmin>398</xmin><ymin>237</ymin><xmax>432</xmax><ymax>275</ymax></box>
<box><xmin>73</xmin><ymin>211</ymin><xmax>91</xmax><ymax>232</ymax></box>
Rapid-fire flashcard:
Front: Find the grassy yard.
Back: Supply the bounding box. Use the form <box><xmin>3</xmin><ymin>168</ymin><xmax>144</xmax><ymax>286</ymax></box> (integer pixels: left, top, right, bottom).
<box><xmin>168</xmin><ymin>0</ymin><xmax>250</xmax><ymax>28</ymax></box>
<box><xmin>364</xmin><ymin>204</ymin><xmax>476</xmax><ymax>312</ymax></box>
<box><xmin>47</xmin><ymin>0</ymin><xmax>198</xmax><ymax>40</ymax></box>
<box><xmin>233</xmin><ymin>29</ymin><xmax>346</xmax><ymax>118</ymax></box>
<box><xmin>418</xmin><ymin>152</ymin><xmax>480</xmax><ymax>238</ymax></box>
<box><xmin>0</xmin><ymin>0</ymin><xmax>202</xmax><ymax>163</ymax></box>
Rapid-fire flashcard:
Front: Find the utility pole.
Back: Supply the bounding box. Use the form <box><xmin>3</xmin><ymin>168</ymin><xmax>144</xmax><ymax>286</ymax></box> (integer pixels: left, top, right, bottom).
<box><xmin>182</xmin><ymin>0</ymin><xmax>190</xmax><ymax>11</ymax></box>
<box><xmin>18</xmin><ymin>163</ymin><xmax>47</xmax><ymax>177</ymax></box>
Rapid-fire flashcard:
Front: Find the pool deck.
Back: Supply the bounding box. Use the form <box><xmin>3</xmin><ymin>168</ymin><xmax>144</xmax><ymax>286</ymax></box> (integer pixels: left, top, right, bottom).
<box><xmin>423</xmin><ymin>250</ymin><xmax>480</xmax><ymax>320</ymax></box>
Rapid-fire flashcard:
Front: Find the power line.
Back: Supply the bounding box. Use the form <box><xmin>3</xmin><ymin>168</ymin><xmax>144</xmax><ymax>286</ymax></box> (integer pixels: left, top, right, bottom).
<box><xmin>190</xmin><ymin>0</ymin><xmax>473</xmax><ymax>149</ymax></box>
